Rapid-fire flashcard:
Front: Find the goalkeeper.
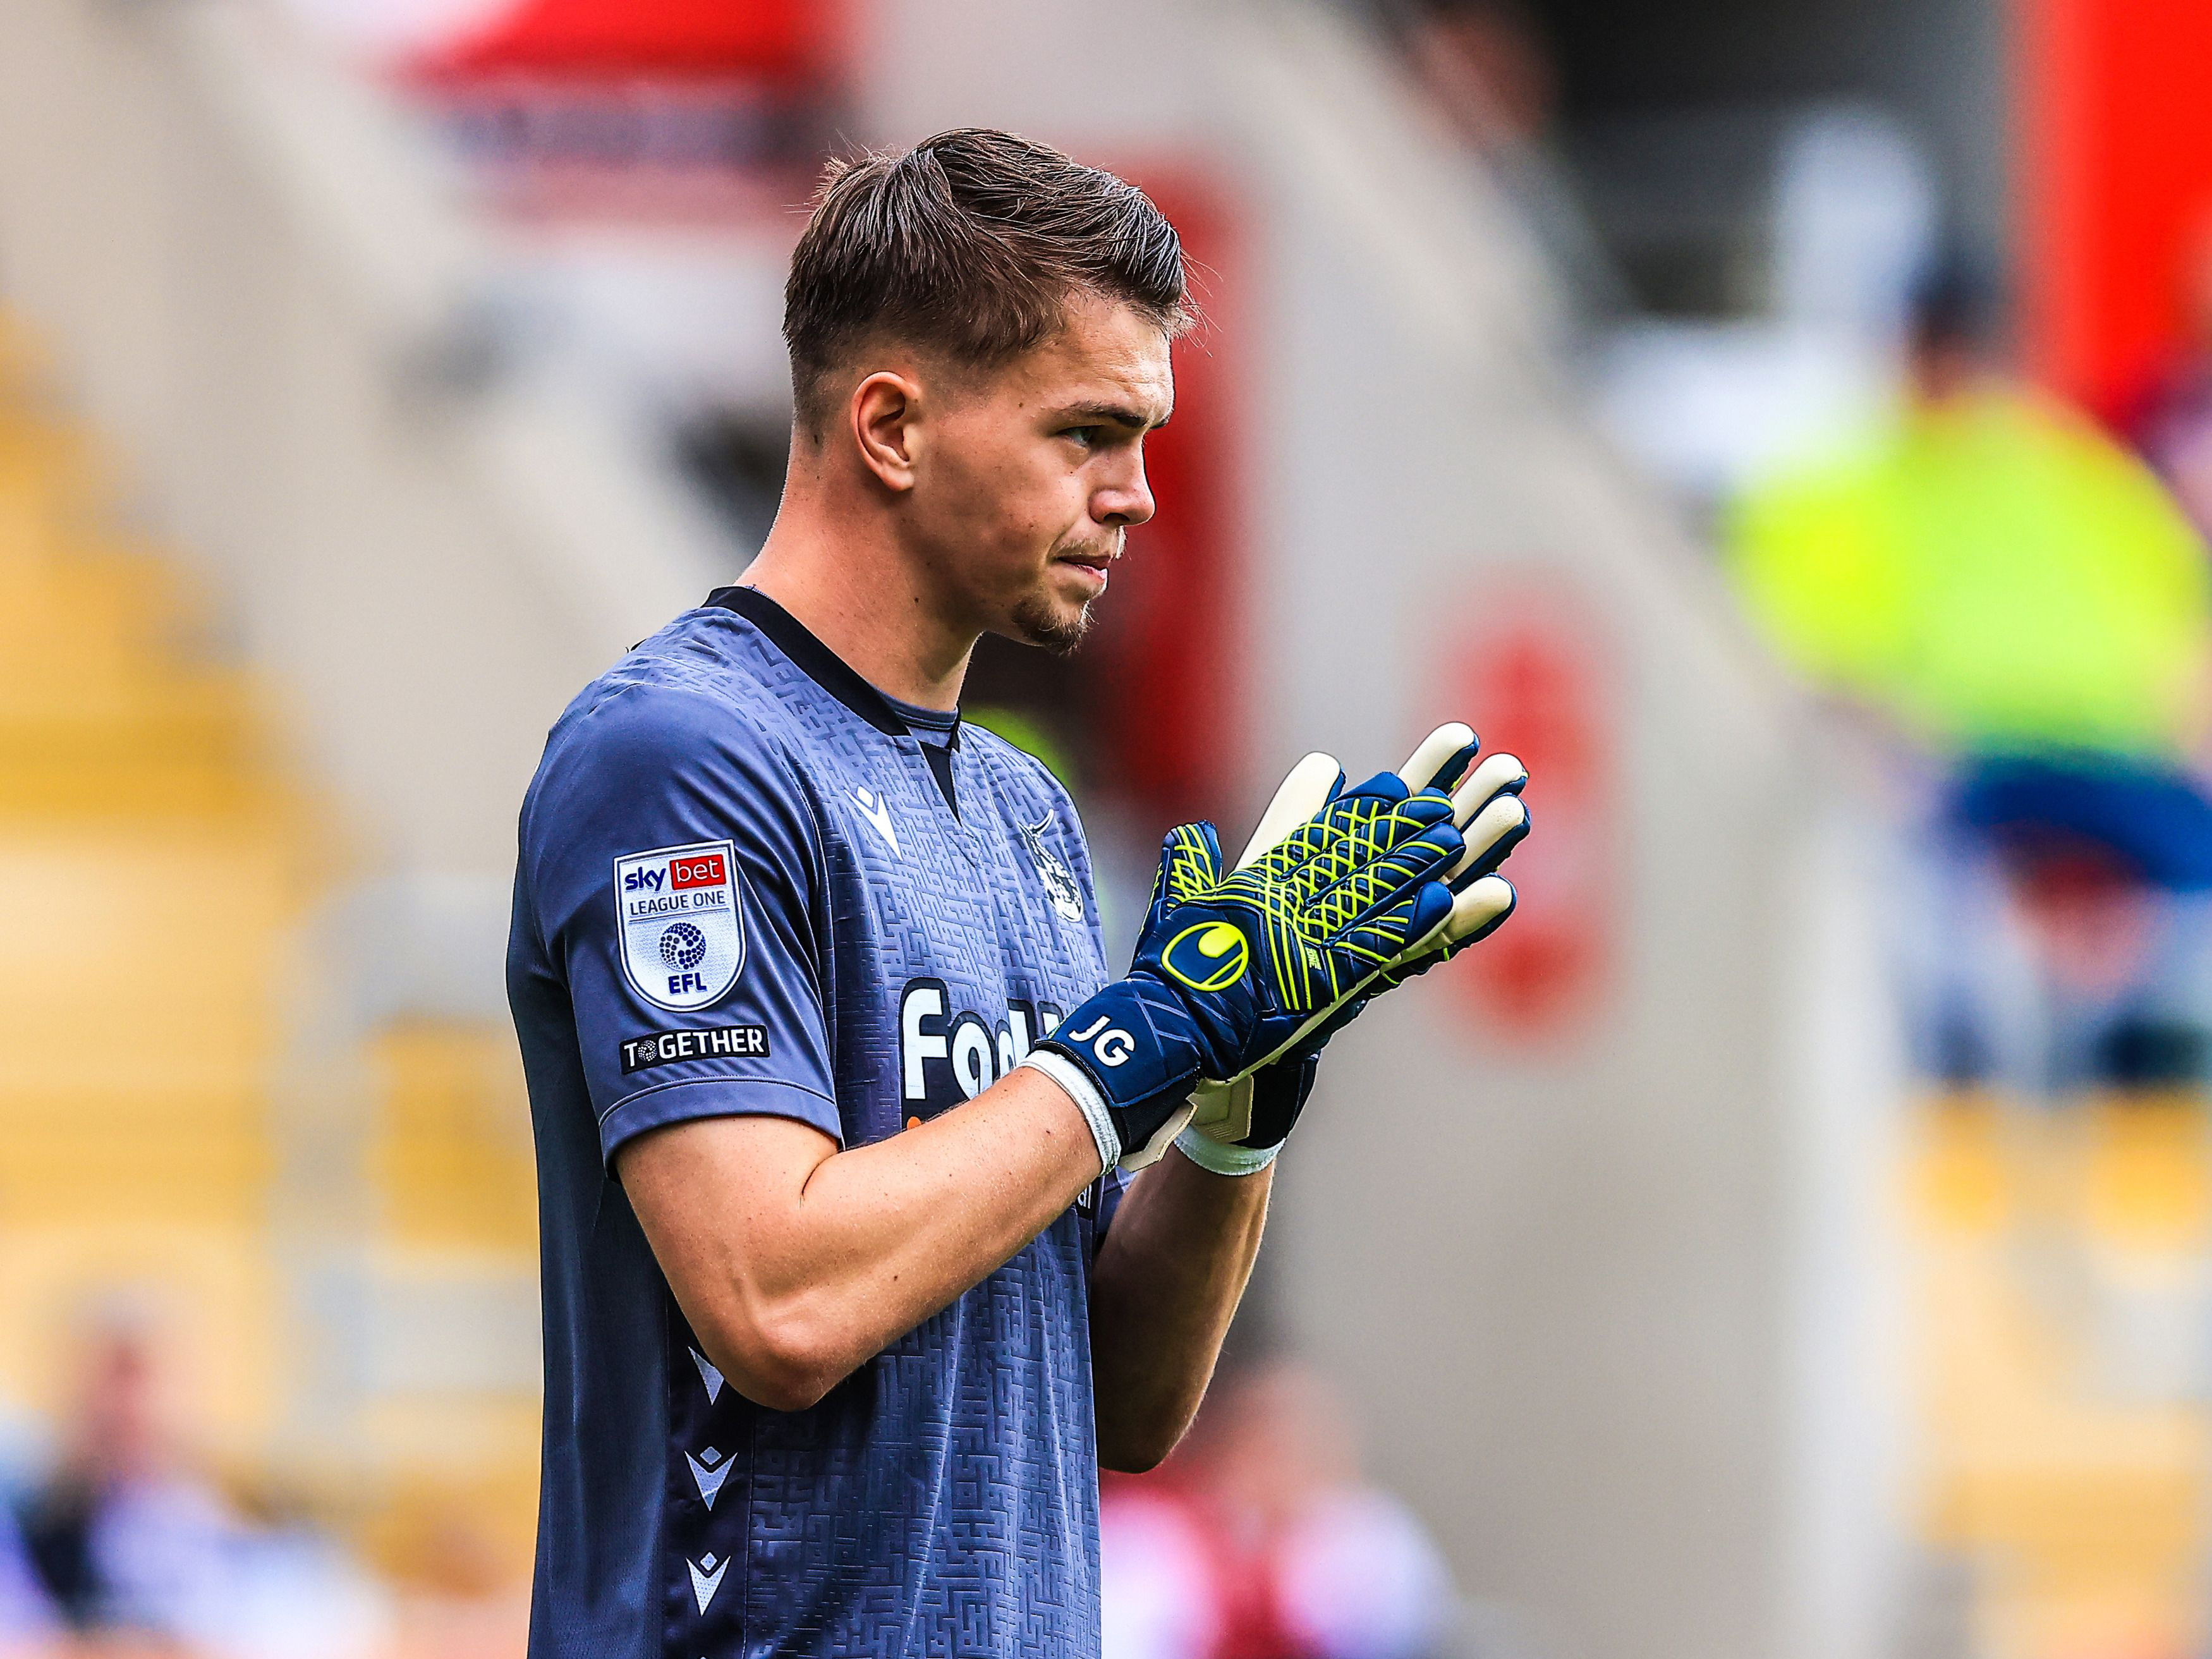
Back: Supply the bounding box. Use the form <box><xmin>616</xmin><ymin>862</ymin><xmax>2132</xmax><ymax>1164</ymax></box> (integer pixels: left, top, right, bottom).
<box><xmin>507</xmin><ymin>128</ymin><xmax>1531</xmax><ymax>1659</ymax></box>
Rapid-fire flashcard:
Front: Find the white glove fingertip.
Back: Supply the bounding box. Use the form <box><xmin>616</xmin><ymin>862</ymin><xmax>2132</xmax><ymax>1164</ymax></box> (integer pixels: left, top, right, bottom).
<box><xmin>1446</xmin><ymin>794</ymin><xmax>1530</xmax><ymax>881</ymax></box>
<box><xmin>1236</xmin><ymin>752</ymin><xmax>1346</xmax><ymax>867</ymax></box>
<box><xmin>1450</xmin><ymin>752</ymin><xmax>1528</xmax><ymax>825</ymax></box>
<box><xmin>1397</xmin><ymin>722</ymin><xmax>1478</xmax><ymax>792</ymax></box>
<box><xmin>1448</xmin><ymin>874</ymin><xmax>1516</xmax><ymax>940</ymax></box>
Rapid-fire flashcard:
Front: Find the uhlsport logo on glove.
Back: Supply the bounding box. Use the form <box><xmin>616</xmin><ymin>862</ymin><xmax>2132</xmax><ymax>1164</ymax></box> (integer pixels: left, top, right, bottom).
<box><xmin>1160</xmin><ymin>921</ymin><xmax>1249</xmax><ymax>992</ymax></box>
<box><xmin>615</xmin><ymin>840</ymin><xmax>744</xmax><ymax>1011</ymax></box>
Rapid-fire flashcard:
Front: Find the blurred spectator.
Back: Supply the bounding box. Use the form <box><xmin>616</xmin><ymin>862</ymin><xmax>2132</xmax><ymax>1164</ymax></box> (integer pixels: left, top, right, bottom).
<box><xmin>14</xmin><ymin>1302</ymin><xmax>389</xmax><ymax>1659</ymax></box>
<box><xmin>0</xmin><ymin>1502</ymin><xmax>58</xmax><ymax>1651</ymax></box>
<box><xmin>1102</xmin><ymin>1358</ymin><xmax>1454</xmax><ymax>1659</ymax></box>
<box><xmin>1729</xmin><ymin>264</ymin><xmax>2212</xmax><ymax>1091</ymax></box>
<box><xmin>2124</xmin><ymin>210</ymin><xmax>2212</xmax><ymax>546</ymax></box>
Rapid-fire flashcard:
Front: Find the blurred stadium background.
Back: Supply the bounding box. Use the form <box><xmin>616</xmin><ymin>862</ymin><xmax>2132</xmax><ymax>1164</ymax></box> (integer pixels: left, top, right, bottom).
<box><xmin>3</xmin><ymin>0</ymin><xmax>2211</xmax><ymax>1655</ymax></box>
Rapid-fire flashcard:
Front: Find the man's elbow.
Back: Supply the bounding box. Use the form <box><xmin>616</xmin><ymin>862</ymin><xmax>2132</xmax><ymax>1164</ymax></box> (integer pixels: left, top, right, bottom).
<box><xmin>1096</xmin><ymin>1418</ymin><xmax>1187</xmax><ymax>1476</ymax></box>
<box><xmin>698</xmin><ymin>1304</ymin><xmax>851</xmax><ymax>1414</ymax></box>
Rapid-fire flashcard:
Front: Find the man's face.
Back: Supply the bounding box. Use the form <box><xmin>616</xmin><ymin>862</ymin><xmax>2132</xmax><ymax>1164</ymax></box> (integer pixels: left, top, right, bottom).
<box><xmin>906</xmin><ymin>293</ymin><xmax>1174</xmax><ymax>653</ymax></box>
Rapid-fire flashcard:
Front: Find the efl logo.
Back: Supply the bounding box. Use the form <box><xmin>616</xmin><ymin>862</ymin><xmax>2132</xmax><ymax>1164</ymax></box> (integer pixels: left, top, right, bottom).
<box><xmin>671</xmin><ymin>852</ymin><xmax>726</xmax><ymax>890</ymax></box>
<box><xmin>612</xmin><ymin>839</ymin><xmax>745</xmax><ymax>1011</ymax></box>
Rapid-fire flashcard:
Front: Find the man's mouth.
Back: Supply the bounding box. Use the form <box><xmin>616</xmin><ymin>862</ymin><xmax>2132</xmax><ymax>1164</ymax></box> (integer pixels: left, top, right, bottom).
<box><xmin>1055</xmin><ymin>550</ymin><xmax>1115</xmax><ymax>591</ymax></box>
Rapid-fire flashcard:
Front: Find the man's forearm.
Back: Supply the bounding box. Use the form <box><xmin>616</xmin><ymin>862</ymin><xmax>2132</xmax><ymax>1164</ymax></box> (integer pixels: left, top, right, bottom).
<box><xmin>1088</xmin><ymin>1147</ymin><xmax>1273</xmax><ymax>1471</ymax></box>
<box><xmin>622</xmin><ymin>1067</ymin><xmax>1104</xmax><ymax>1411</ymax></box>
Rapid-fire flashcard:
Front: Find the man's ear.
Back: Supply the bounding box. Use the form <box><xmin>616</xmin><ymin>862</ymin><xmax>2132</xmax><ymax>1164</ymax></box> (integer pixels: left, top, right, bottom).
<box><xmin>849</xmin><ymin>370</ymin><xmax>921</xmax><ymax>492</ymax></box>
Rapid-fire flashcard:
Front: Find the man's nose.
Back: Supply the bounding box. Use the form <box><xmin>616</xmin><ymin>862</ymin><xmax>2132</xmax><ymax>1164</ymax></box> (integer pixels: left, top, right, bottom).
<box><xmin>1095</xmin><ymin>458</ymin><xmax>1155</xmax><ymax>529</ymax></box>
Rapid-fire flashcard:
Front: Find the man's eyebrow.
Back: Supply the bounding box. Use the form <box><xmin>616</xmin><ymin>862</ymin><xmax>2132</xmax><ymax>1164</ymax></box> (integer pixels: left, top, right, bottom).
<box><xmin>1054</xmin><ymin>400</ymin><xmax>1172</xmax><ymax>430</ymax></box>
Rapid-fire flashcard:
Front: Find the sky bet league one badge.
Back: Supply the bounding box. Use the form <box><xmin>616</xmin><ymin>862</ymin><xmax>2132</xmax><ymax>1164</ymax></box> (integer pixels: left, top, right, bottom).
<box><xmin>615</xmin><ymin>840</ymin><xmax>746</xmax><ymax>1011</ymax></box>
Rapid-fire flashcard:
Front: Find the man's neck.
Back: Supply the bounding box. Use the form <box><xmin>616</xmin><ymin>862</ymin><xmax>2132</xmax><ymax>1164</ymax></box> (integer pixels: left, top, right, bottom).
<box><xmin>739</xmin><ymin>494</ymin><xmax>975</xmax><ymax>713</ymax></box>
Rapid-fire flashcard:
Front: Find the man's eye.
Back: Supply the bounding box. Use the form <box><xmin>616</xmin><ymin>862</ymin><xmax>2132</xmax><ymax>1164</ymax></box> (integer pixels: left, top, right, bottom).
<box><xmin>1062</xmin><ymin>427</ymin><xmax>1100</xmax><ymax>449</ymax></box>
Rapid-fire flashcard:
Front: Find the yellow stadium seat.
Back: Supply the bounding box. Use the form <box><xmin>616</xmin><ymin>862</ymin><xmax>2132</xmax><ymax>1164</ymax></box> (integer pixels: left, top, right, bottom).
<box><xmin>0</xmin><ymin>306</ymin><xmax>537</xmax><ymax>1583</ymax></box>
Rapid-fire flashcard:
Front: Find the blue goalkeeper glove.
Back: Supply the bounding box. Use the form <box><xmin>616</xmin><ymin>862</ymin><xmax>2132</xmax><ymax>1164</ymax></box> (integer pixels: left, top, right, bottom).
<box><xmin>1023</xmin><ymin>770</ymin><xmax>1467</xmax><ymax>1172</ymax></box>
<box><xmin>1175</xmin><ymin>724</ymin><xmax>1530</xmax><ymax>1173</ymax></box>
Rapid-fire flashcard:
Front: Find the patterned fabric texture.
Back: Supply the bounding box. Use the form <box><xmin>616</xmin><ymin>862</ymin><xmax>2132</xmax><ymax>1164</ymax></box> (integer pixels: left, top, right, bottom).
<box><xmin>511</xmin><ymin>592</ymin><xmax>1121</xmax><ymax>1659</ymax></box>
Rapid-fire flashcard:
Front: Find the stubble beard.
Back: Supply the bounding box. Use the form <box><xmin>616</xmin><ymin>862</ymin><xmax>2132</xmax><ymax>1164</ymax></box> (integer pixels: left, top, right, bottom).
<box><xmin>1009</xmin><ymin>590</ymin><xmax>1095</xmax><ymax>656</ymax></box>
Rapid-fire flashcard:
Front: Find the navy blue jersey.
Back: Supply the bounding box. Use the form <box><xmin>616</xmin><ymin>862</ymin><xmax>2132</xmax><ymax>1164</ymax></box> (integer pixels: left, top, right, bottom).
<box><xmin>507</xmin><ymin>587</ymin><xmax>1122</xmax><ymax>1659</ymax></box>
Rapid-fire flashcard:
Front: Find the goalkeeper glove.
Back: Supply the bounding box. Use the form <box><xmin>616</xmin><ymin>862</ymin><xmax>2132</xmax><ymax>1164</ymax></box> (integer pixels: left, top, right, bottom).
<box><xmin>1174</xmin><ymin>724</ymin><xmax>1530</xmax><ymax>1172</ymax></box>
<box><xmin>1213</xmin><ymin>724</ymin><xmax>1526</xmax><ymax>1077</ymax></box>
<box><xmin>1023</xmin><ymin>770</ymin><xmax>1467</xmax><ymax>1172</ymax></box>
<box><xmin>1310</xmin><ymin>720</ymin><xmax>1529</xmax><ymax>1003</ymax></box>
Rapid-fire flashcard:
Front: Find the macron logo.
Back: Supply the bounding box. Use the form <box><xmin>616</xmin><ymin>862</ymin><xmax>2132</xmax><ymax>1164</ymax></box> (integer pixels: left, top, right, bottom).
<box><xmin>853</xmin><ymin>786</ymin><xmax>901</xmax><ymax>858</ymax></box>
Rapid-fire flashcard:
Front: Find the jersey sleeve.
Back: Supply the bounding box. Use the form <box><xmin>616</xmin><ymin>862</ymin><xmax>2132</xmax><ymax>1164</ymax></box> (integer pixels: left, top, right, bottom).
<box><xmin>520</xmin><ymin>681</ymin><xmax>839</xmax><ymax>1166</ymax></box>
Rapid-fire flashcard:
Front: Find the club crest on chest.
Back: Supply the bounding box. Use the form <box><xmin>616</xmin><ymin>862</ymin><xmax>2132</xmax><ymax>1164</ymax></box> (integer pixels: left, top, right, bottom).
<box><xmin>1018</xmin><ymin>813</ymin><xmax>1086</xmax><ymax>923</ymax></box>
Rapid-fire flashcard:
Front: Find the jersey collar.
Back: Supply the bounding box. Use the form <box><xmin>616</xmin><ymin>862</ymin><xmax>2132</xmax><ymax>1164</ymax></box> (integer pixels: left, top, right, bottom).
<box><xmin>707</xmin><ymin>585</ymin><xmax>960</xmax><ymax>743</ymax></box>
<box><xmin>707</xmin><ymin>586</ymin><xmax>965</xmax><ymax>817</ymax></box>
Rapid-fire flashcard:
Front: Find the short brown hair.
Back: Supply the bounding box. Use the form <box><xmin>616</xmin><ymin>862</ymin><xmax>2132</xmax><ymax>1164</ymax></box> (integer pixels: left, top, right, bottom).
<box><xmin>782</xmin><ymin>128</ymin><xmax>1190</xmax><ymax>439</ymax></box>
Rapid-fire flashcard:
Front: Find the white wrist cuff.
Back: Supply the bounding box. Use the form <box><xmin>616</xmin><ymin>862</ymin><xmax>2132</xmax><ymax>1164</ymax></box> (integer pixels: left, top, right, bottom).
<box><xmin>1020</xmin><ymin>1051</ymin><xmax>1119</xmax><ymax>1174</ymax></box>
<box><xmin>1174</xmin><ymin>1126</ymin><xmax>1281</xmax><ymax>1177</ymax></box>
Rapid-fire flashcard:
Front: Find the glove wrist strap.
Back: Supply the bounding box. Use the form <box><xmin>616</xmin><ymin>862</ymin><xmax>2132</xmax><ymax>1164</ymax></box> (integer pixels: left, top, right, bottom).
<box><xmin>1019</xmin><ymin>1050</ymin><xmax>1120</xmax><ymax>1175</ymax></box>
<box><xmin>1031</xmin><ymin>978</ymin><xmax>1210</xmax><ymax>1159</ymax></box>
